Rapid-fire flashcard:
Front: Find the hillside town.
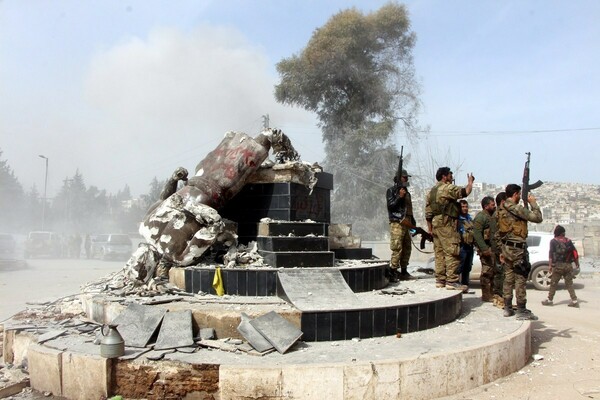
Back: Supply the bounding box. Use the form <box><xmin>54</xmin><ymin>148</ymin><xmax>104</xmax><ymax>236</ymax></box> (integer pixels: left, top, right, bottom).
<box><xmin>409</xmin><ymin>181</ymin><xmax>600</xmax><ymax>256</ymax></box>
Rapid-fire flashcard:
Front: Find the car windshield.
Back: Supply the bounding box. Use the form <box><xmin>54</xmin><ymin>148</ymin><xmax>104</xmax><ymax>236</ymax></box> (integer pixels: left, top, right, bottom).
<box><xmin>95</xmin><ymin>235</ymin><xmax>109</xmax><ymax>242</ymax></box>
<box><xmin>29</xmin><ymin>232</ymin><xmax>51</xmax><ymax>241</ymax></box>
<box><xmin>0</xmin><ymin>234</ymin><xmax>14</xmax><ymax>242</ymax></box>
<box><xmin>109</xmin><ymin>235</ymin><xmax>131</xmax><ymax>245</ymax></box>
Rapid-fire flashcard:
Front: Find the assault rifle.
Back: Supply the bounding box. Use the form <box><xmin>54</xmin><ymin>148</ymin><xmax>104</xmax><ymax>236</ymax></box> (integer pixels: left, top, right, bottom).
<box><xmin>400</xmin><ymin>218</ymin><xmax>433</xmax><ymax>250</ymax></box>
<box><xmin>522</xmin><ymin>152</ymin><xmax>543</xmax><ymax>209</ymax></box>
<box><xmin>395</xmin><ymin>146</ymin><xmax>404</xmax><ymax>189</ymax></box>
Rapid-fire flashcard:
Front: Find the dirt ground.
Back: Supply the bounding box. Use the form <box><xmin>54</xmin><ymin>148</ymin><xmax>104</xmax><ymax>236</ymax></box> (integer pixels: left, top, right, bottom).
<box><xmin>440</xmin><ymin>273</ymin><xmax>600</xmax><ymax>400</ymax></box>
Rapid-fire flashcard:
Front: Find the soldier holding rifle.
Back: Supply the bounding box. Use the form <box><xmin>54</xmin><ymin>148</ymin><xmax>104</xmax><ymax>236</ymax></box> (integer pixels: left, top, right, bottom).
<box><xmin>497</xmin><ymin>153</ymin><xmax>543</xmax><ymax>320</ymax></box>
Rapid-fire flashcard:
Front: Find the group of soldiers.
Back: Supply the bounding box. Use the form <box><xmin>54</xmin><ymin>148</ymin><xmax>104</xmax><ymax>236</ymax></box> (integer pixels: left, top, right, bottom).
<box><xmin>387</xmin><ymin>166</ymin><xmax>548</xmax><ymax>321</ymax></box>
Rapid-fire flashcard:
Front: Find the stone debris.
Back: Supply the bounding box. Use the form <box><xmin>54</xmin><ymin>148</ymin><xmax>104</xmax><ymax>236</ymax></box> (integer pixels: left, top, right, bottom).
<box><xmin>379</xmin><ymin>287</ymin><xmax>416</xmax><ymax>296</ymax></box>
<box><xmin>248</xmin><ymin>311</ymin><xmax>303</xmax><ymax>354</ymax></box>
<box><xmin>36</xmin><ymin>330</ymin><xmax>66</xmax><ymax>344</ymax></box>
<box><xmin>197</xmin><ymin>339</ymin><xmax>238</xmax><ymax>353</ymax></box>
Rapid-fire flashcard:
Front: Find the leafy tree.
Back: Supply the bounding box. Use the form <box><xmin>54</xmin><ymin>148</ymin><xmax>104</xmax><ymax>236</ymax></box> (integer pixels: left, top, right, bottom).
<box><xmin>140</xmin><ymin>177</ymin><xmax>165</xmax><ymax>211</ymax></box>
<box><xmin>275</xmin><ymin>2</ymin><xmax>423</xmax><ymax>238</ymax></box>
<box><xmin>0</xmin><ymin>149</ymin><xmax>25</xmax><ymax>232</ymax></box>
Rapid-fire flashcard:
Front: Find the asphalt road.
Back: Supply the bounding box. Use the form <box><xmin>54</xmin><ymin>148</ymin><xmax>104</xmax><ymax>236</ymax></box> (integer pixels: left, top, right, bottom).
<box><xmin>0</xmin><ymin>258</ymin><xmax>125</xmax><ymax>322</ymax></box>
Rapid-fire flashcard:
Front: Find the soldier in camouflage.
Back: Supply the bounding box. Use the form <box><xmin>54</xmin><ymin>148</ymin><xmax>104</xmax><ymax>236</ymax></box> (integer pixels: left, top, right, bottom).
<box><xmin>497</xmin><ymin>184</ymin><xmax>543</xmax><ymax>320</ymax></box>
<box><xmin>542</xmin><ymin>225</ymin><xmax>580</xmax><ymax>308</ymax></box>
<box><xmin>386</xmin><ymin>170</ymin><xmax>417</xmax><ymax>282</ymax></box>
<box><xmin>492</xmin><ymin>192</ymin><xmax>507</xmax><ymax>308</ymax></box>
<box><xmin>425</xmin><ymin>167</ymin><xmax>474</xmax><ymax>292</ymax></box>
<box><xmin>472</xmin><ymin>196</ymin><xmax>497</xmax><ymax>303</ymax></box>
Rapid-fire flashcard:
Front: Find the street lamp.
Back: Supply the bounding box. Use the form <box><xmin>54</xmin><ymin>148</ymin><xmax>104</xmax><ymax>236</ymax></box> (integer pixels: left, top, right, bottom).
<box><xmin>39</xmin><ymin>155</ymin><xmax>48</xmax><ymax>231</ymax></box>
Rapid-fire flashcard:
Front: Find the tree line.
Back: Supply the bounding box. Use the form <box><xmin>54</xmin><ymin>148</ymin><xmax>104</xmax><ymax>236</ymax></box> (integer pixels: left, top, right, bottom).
<box><xmin>0</xmin><ymin>149</ymin><xmax>164</xmax><ymax>235</ymax></box>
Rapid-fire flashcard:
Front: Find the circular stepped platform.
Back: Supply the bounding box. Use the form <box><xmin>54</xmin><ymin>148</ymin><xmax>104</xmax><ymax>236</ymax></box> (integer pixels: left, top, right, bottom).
<box><xmin>15</xmin><ymin>294</ymin><xmax>531</xmax><ymax>400</ymax></box>
<box><xmin>168</xmin><ymin>265</ymin><xmax>461</xmax><ymax>341</ymax></box>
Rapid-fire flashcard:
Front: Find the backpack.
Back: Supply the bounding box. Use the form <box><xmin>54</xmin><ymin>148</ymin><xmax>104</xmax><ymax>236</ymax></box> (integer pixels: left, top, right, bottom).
<box><xmin>552</xmin><ymin>237</ymin><xmax>576</xmax><ymax>263</ymax></box>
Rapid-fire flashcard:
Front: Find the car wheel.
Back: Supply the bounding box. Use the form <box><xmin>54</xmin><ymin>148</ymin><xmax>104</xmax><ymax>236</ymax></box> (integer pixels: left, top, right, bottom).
<box><xmin>531</xmin><ymin>264</ymin><xmax>551</xmax><ymax>291</ymax></box>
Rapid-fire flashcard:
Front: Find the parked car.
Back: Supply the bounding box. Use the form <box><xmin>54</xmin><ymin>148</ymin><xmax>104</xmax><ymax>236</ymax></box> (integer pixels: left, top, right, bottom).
<box><xmin>91</xmin><ymin>234</ymin><xmax>133</xmax><ymax>260</ymax></box>
<box><xmin>24</xmin><ymin>231</ymin><xmax>62</xmax><ymax>259</ymax></box>
<box><xmin>0</xmin><ymin>233</ymin><xmax>17</xmax><ymax>259</ymax></box>
<box><xmin>427</xmin><ymin>232</ymin><xmax>579</xmax><ymax>291</ymax></box>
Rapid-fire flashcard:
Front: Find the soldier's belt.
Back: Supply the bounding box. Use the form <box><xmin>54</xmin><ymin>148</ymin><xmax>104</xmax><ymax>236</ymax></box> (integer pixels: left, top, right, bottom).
<box><xmin>502</xmin><ymin>240</ymin><xmax>526</xmax><ymax>249</ymax></box>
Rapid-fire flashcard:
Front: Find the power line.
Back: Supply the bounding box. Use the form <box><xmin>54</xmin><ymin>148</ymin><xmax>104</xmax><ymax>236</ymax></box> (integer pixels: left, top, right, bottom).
<box><xmin>424</xmin><ymin>127</ymin><xmax>600</xmax><ymax>137</ymax></box>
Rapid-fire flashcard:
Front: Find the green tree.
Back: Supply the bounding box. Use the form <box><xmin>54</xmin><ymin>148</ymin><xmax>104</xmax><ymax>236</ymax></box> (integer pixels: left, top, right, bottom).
<box><xmin>0</xmin><ymin>149</ymin><xmax>25</xmax><ymax>232</ymax></box>
<box><xmin>275</xmin><ymin>2</ymin><xmax>423</xmax><ymax>238</ymax></box>
<box><xmin>140</xmin><ymin>177</ymin><xmax>165</xmax><ymax>210</ymax></box>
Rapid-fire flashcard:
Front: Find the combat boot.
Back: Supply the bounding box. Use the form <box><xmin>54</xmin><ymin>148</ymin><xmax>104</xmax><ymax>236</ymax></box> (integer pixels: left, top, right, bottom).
<box><xmin>386</xmin><ymin>267</ymin><xmax>400</xmax><ymax>283</ymax></box>
<box><xmin>516</xmin><ymin>303</ymin><xmax>538</xmax><ymax>320</ymax></box>
<box><xmin>503</xmin><ymin>297</ymin><xmax>514</xmax><ymax>317</ymax></box>
<box><xmin>503</xmin><ymin>306</ymin><xmax>514</xmax><ymax>317</ymax></box>
<box><xmin>398</xmin><ymin>269</ymin><xmax>417</xmax><ymax>281</ymax></box>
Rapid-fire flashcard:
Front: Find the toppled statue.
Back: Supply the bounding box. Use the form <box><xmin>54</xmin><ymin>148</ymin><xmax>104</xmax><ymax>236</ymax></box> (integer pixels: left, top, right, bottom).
<box><xmin>125</xmin><ymin>128</ymin><xmax>302</xmax><ymax>283</ymax></box>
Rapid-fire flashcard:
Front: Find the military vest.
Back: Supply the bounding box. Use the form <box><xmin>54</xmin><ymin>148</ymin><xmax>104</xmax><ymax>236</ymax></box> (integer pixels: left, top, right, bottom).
<box><xmin>459</xmin><ymin>217</ymin><xmax>474</xmax><ymax>245</ymax></box>
<box><xmin>428</xmin><ymin>183</ymin><xmax>459</xmax><ymax>219</ymax></box>
<box><xmin>552</xmin><ymin>237</ymin><xmax>575</xmax><ymax>263</ymax></box>
<box><xmin>497</xmin><ymin>204</ymin><xmax>527</xmax><ymax>239</ymax></box>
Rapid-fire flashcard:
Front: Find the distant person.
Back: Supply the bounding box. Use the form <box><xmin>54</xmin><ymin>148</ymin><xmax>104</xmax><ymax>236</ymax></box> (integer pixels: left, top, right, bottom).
<box><xmin>497</xmin><ymin>184</ymin><xmax>543</xmax><ymax>320</ymax></box>
<box><xmin>425</xmin><ymin>167</ymin><xmax>474</xmax><ymax>292</ymax></box>
<box><xmin>457</xmin><ymin>200</ymin><xmax>474</xmax><ymax>288</ymax></box>
<box><xmin>542</xmin><ymin>225</ymin><xmax>580</xmax><ymax>308</ymax></box>
<box><xmin>386</xmin><ymin>169</ymin><xmax>417</xmax><ymax>282</ymax></box>
<box><xmin>473</xmin><ymin>196</ymin><xmax>497</xmax><ymax>303</ymax></box>
<box><xmin>72</xmin><ymin>233</ymin><xmax>82</xmax><ymax>259</ymax></box>
<box><xmin>84</xmin><ymin>234</ymin><xmax>92</xmax><ymax>259</ymax></box>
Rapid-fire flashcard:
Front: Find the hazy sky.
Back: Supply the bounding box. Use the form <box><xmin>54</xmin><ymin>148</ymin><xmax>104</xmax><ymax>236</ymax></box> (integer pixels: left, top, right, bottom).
<box><xmin>1</xmin><ymin>0</ymin><xmax>599</xmax><ymax>198</ymax></box>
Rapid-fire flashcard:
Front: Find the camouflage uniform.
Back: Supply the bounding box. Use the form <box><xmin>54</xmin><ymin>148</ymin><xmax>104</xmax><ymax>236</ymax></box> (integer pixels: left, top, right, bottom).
<box><xmin>491</xmin><ymin>210</ymin><xmax>505</xmax><ymax>304</ymax></box>
<box><xmin>425</xmin><ymin>182</ymin><xmax>468</xmax><ymax>287</ymax></box>
<box><xmin>386</xmin><ymin>184</ymin><xmax>414</xmax><ymax>275</ymax></box>
<box><xmin>497</xmin><ymin>198</ymin><xmax>543</xmax><ymax>315</ymax></box>
<box><xmin>473</xmin><ymin>209</ymin><xmax>496</xmax><ymax>302</ymax></box>
<box><xmin>547</xmin><ymin>236</ymin><xmax>578</xmax><ymax>303</ymax></box>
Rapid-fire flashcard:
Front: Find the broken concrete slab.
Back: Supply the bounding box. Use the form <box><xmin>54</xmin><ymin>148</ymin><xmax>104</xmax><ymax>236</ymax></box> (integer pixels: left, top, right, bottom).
<box><xmin>154</xmin><ymin>310</ymin><xmax>194</xmax><ymax>350</ymax></box>
<box><xmin>277</xmin><ymin>268</ymin><xmax>362</xmax><ymax>311</ymax></box>
<box><xmin>176</xmin><ymin>346</ymin><xmax>198</xmax><ymax>353</ymax></box>
<box><xmin>248</xmin><ymin>311</ymin><xmax>303</xmax><ymax>354</ymax></box>
<box><xmin>37</xmin><ymin>329</ymin><xmax>67</xmax><ymax>344</ymax></box>
<box><xmin>198</xmin><ymin>328</ymin><xmax>215</xmax><ymax>340</ymax></box>
<box><xmin>110</xmin><ymin>302</ymin><xmax>166</xmax><ymax>348</ymax></box>
<box><xmin>237</xmin><ymin>313</ymin><xmax>274</xmax><ymax>353</ymax></box>
<box><xmin>236</xmin><ymin>342</ymin><xmax>276</xmax><ymax>356</ymax></box>
<box><xmin>198</xmin><ymin>339</ymin><xmax>238</xmax><ymax>353</ymax></box>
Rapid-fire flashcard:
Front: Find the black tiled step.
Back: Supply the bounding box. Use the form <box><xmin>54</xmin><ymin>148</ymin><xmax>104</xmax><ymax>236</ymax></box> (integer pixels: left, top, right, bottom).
<box><xmin>300</xmin><ymin>296</ymin><xmax>462</xmax><ymax>341</ymax></box>
<box><xmin>257</xmin><ymin>236</ymin><xmax>329</xmax><ymax>252</ymax></box>
<box><xmin>333</xmin><ymin>248</ymin><xmax>373</xmax><ymax>260</ymax></box>
<box><xmin>259</xmin><ymin>250</ymin><xmax>335</xmax><ymax>268</ymax></box>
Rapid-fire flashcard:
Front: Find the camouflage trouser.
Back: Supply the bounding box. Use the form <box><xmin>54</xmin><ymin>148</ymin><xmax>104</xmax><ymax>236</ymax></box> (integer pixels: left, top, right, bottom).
<box><xmin>389</xmin><ymin>222</ymin><xmax>412</xmax><ymax>270</ymax></box>
<box><xmin>432</xmin><ymin>224</ymin><xmax>460</xmax><ymax>284</ymax></box>
<box><xmin>493</xmin><ymin>255</ymin><xmax>505</xmax><ymax>297</ymax></box>
<box><xmin>502</xmin><ymin>245</ymin><xmax>528</xmax><ymax>306</ymax></box>
<box><xmin>479</xmin><ymin>253</ymin><xmax>495</xmax><ymax>301</ymax></box>
<box><xmin>548</xmin><ymin>262</ymin><xmax>577</xmax><ymax>301</ymax></box>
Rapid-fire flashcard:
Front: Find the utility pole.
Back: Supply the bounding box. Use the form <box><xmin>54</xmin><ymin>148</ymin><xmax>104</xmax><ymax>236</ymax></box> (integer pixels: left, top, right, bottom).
<box><xmin>38</xmin><ymin>155</ymin><xmax>49</xmax><ymax>231</ymax></box>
